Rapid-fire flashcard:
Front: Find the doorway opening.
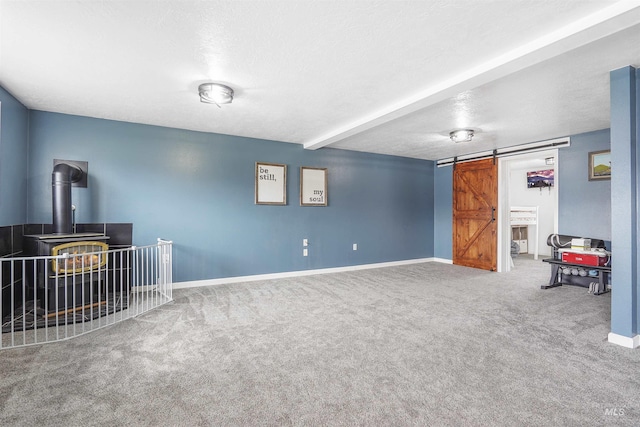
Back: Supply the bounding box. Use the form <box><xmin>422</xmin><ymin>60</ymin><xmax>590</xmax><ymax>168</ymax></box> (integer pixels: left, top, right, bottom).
<box><xmin>497</xmin><ymin>149</ymin><xmax>558</xmax><ymax>272</ymax></box>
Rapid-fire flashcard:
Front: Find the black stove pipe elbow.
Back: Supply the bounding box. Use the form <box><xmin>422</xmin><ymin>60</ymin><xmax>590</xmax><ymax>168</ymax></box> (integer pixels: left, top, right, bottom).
<box><xmin>52</xmin><ymin>163</ymin><xmax>83</xmax><ymax>234</ymax></box>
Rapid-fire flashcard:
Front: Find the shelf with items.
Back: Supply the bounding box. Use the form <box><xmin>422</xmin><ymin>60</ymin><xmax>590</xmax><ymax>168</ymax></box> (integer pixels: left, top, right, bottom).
<box><xmin>511</xmin><ymin>226</ymin><xmax>528</xmax><ymax>253</ymax></box>
<box><xmin>510</xmin><ymin>206</ymin><xmax>539</xmax><ymax>259</ymax></box>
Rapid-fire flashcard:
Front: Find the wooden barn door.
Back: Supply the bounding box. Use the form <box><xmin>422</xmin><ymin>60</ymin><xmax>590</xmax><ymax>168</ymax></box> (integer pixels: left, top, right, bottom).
<box><xmin>453</xmin><ymin>158</ymin><xmax>498</xmax><ymax>271</ymax></box>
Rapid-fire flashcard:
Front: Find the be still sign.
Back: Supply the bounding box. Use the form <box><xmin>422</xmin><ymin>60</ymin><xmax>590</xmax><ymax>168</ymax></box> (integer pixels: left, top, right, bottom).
<box><xmin>255</xmin><ymin>162</ymin><xmax>287</xmax><ymax>205</ymax></box>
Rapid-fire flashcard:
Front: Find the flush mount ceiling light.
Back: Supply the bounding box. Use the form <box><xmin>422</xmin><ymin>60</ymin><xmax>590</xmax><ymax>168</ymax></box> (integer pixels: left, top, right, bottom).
<box><xmin>449</xmin><ymin>129</ymin><xmax>474</xmax><ymax>143</ymax></box>
<box><xmin>198</xmin><ymin>83</ymin><xmax>234</xmax><ymax>107</ymax></box>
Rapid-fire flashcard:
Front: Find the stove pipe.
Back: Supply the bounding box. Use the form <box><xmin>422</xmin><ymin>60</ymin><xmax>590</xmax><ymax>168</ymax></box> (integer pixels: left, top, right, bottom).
<box><xmin>52</xmin><ymin>163</ymin><xmax>83</xmax><ymax>234</ymax></box>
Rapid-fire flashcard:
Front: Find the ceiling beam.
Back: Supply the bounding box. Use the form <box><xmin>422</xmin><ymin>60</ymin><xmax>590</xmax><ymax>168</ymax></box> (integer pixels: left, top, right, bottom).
<box><xmin>303</xmin><ymin>0</ymin><xmax>640</xmax><ymax>151</ymax></box>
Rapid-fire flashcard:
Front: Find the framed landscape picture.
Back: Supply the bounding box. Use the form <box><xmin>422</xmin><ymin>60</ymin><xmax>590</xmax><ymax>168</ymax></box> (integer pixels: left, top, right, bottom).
<box><xmin>588</xmin><ymin>150</ymin><xmax>611</xmax><ymax>181</ymax></box>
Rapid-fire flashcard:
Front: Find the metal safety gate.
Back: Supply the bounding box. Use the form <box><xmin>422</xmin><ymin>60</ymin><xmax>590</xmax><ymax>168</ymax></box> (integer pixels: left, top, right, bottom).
<box><xmin>0</xmin><ymin>239</ymin><xmax>173</xmax><ymax>349</ymax></box>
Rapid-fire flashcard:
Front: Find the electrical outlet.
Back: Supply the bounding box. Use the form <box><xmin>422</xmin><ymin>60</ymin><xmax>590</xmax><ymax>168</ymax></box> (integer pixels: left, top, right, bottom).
<box><xmin>303</xmin><ymin>239</ymin><xmax>308</xmax><ymax>247</ymax></box>
<box><xmin>353</xmin><ymin>243</ymin><xmax>358</xmax><ymax>251</ymax></box>
<box><xmin>303</xmin><ymin>248</ymin><xmax>308</xmax><ymax>257</ymax></box>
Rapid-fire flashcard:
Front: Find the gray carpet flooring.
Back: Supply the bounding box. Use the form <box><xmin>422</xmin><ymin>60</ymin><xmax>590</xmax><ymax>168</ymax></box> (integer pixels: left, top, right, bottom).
<box><xmin>1</xmin><ymin>258</ymin><xmax>638</xmax><ymax>426</ymax></box>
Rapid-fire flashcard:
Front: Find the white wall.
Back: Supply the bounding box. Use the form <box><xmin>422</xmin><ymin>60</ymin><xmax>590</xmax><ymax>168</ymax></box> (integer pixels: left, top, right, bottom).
<box><xmin>509</xmin><ymin>164</ymin><xmax>556</xmax><ymax>256</ymax></box>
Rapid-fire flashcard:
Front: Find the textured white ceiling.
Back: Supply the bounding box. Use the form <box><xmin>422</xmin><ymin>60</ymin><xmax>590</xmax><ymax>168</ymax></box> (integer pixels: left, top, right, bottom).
<box><xmin>1</xmin><ymin>0</ymin><xmax>640</xmax><ymax>160</ymax></box>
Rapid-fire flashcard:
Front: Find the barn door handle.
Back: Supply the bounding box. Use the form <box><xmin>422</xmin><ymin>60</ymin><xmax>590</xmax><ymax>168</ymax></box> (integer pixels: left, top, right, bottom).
<box><xmin>491</xmin><ymin>207</ymin><xmax>496</xmax><ymax>222</ymax></box>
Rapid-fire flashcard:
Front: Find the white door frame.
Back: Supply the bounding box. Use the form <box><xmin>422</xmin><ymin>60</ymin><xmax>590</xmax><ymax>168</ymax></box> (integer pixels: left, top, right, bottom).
<box><xmin>497</xmin><ymin>149</ymin><xmax>559</xmax><ymax>272</ymax></box>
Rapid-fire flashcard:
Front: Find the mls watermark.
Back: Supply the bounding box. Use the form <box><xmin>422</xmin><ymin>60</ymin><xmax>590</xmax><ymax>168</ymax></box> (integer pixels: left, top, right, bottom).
<box><xmin>605</xmin><ymin>407</ymin><xmax>626</xmax><ymax>417</ymax></box>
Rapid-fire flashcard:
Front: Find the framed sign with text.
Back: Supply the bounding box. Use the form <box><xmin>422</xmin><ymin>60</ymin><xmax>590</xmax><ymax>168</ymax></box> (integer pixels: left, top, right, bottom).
<box><xmin>300</xmin><ymin>166</ymin><xmax>327</xmax><ymax>206</ymax></box>
<box><xmin>255</xmin><ymin>162</ymin><xmax>287</xmax><ymax>205</ymax></box>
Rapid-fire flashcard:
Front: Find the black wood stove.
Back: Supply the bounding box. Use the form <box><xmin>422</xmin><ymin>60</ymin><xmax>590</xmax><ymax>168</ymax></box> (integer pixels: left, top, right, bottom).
<box><xmin>22</xmin><ymin>162</ymin><xmax>114</xmax><ymax>314</ymax></box>
<box><xmin>23</xmin><ymin>233</ymin><xmax>110</xmax><ymax>313</ymax></box>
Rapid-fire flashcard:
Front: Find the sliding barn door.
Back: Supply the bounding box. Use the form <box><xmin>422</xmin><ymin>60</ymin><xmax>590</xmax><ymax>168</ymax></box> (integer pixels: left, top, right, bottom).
<box><xmin>453</xmin><ymin>158</ymin><xmax>498</xmax><ymax>271</ymax></box>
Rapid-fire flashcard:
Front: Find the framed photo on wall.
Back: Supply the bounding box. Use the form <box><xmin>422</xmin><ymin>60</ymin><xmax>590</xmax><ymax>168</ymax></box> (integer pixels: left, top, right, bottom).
<box><xmin>255</xmin><ymin>162</ymin><xmax>287</xmax><ymax>205</ymax></box>
<box><xmin>300</xmin><ymin>166</ymin><xmax>327</xmax><ymax>206</ymax></box>
<box><xmin>588</xmin><ymin>150</ymin><xmax>611</xmax><ymax>181</ymax></box>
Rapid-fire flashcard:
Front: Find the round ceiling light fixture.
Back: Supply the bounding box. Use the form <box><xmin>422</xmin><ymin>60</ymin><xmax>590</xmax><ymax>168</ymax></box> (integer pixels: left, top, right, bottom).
<box><xmin>198</xmin><ymin>83</ymin><xmax>234</xmax><ymax>107</ymax></box>
<box><xmin>449</xmin><ymin>129</ymin><xmax>474</xmax><ymax>143</ymax></box>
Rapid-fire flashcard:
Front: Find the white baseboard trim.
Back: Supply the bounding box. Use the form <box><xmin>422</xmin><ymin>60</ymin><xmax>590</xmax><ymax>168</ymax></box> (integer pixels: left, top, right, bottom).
<box><xmin>608</xmin><ymin>332</ymin><xmax>640</xmax><ymax>349</ymax></box>
<box><xmin>174</xmin><ymin>257</ymin><xmax>442</xmax><ymax>290</ymax></box>
<box><xmin>431</xmin><ymin>257</ymin><xmax>453</xmax><ymax>264</ymax></box>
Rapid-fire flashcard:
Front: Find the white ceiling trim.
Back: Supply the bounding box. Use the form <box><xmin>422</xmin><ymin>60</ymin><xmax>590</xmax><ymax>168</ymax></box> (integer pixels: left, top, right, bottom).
<box><xmin>303</xmin><ymin>0</ymin><xmax>640</xmax><ymax>151</ymax></box>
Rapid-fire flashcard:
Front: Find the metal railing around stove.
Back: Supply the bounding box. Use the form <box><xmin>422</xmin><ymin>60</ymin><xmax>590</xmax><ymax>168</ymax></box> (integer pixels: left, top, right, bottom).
<box><xmin>0</xmin><ymin>238</ymin><xmax>173</xmax><ymax>349</ymax></box>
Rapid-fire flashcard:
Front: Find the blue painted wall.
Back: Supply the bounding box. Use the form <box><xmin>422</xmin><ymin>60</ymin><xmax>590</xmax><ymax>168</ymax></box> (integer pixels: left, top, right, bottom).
<box><xmin>26</xmin><ymin>111</ymin><xmax>435</xmax><ymax>283</ymax></box>
<box><xmin>0</xmin><ymin>84</ymin><xmax>616</xmax><ymax>288</ymax></box>
<box><xmin>609</xmin><ymin>66</ymin><xmax>638</xmax><ymax>339</ymax></box>
<box><xmin>0</xmin><ymin>87</ymin><xmax>29</xmax><ymax>225</ymax></box>
<box><xmin>433</xmin><ymin>165</ymin><xmax>453</xmax><ymax>259</ymax></box>
<box><xmin>558</xmin><ymin>129</ymin><xmax>611</xmax><ymax>241</ymax></box>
